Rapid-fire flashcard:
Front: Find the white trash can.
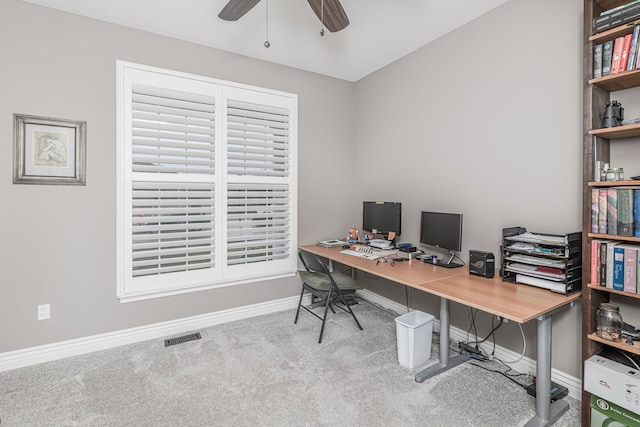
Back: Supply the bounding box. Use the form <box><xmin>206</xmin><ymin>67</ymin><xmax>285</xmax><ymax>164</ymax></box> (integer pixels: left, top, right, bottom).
<box><xmin>394</xmin><ymin>310</ymin><xmax>434</xmax><ymax>369</ymax></box>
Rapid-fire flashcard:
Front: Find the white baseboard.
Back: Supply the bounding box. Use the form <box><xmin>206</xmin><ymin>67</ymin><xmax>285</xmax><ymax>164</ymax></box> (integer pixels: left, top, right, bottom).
<box><xmin>0</xmin><ymin>288</ymin><xmax>583</xmax><ymax>403</ymax></box>
<box><xmin>356</xmin><ymin>288</ymin><xmax>583</xmax><ymax>401</ymax></box>
<box><xmin>0</xmin><ymin>294</ymin><xmax>306</xmax><ymax>372</ymax></box>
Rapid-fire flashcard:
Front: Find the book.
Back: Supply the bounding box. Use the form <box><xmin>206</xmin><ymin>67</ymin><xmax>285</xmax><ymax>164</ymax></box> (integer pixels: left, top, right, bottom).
<box><xmin>602</xmin><ymin>40</ymin><xmax>614</xmax><ymax>76</ymax></box>
<box><xmin>624</xmin><ymin>245</ymin><xmax>638</xmax><ymax>293</ymax></box>
<box><xmin>601</xmin><ymin>0</ymin><xmax>640</xmax><ymax>15</ymax></box>
<box><xmin>599</xmin><ymin>188</ymin><xmax>608</xmax><ymax>234</ymax></box>
<box><xmin>594</xmin><ymin>7</ymin><xmax>640</xmax><ymax>33</ymax></box>
<box><xmin>607</xmin><ymin>241</ymin><xmax>619</xmax><ymax>288</ymax></box>
<box><xmin>613</xmin><ymin>245</ymin><xmax>626</xmax><ymax>290</ymax></box>
<box><xmin>637</xmin><ymin>251</ymin><xmax>640</xmax><ymax>293</ymax></box>
<box><xmin>617</xmin><ymin>188</ymin><xmax>634</xmax><ymax>236</ymax></box>
<box><xmin>634</xmin><ymin>189</ymin><xmax>640</xmax><ymax>238</ymax></box>
<box><xmin>611</xmin><ymin>36</ymin><xmax>626</xmax><ymax>74</ymax></box>
<box><xmin>599</xmin><ymin>240</ymin><xmax>614</xmax><ymax>286</ymax></box>
<box><xmin>620</xmin><ymin>34</ymin><xmax>633</xmax><ymax>71</ymax></box>
<box><xmin>592</xmin><ymin>188</ymin><xmax>600</xmax><ymax>233</ymax></box>
<box><xmin>591</xmin><ymin>239</ymin><xmax>601</xmax><ymax>285</ymax></box>
<box><xmin>607</xmin><ymin>187</ymin><xmax>618</xmax><ymax>235</ymax></box>
<box><xmin>594</xmin><ymin>44</ymin><xmax>604</xmax><ymax>78</ymax></box>
<box><xmin>628</xmin><ymin>26</ymin><xmax>640</xmax><ymax>70</ymax></box>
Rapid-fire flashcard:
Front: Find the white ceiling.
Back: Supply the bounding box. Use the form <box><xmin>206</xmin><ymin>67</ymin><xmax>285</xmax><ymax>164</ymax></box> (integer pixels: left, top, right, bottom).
<box><xmin>20</xmin><ymin>0</ymin><xmax>510</xmax><ymax>82</ymax></box>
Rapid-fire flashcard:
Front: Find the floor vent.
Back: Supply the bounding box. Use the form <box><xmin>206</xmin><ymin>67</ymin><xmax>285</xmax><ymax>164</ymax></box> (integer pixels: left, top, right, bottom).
<box><xmin>164</xmin><ymin>332</ymin><xmax>202</xmax><ymax>347</ymax></box>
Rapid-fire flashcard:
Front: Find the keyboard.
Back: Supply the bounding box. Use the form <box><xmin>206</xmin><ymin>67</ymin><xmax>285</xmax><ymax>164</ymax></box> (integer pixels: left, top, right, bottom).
<box><xmin>340</xmin><ymin>247</ymin><xmax>398</xmax><ymax>260</ymax></box>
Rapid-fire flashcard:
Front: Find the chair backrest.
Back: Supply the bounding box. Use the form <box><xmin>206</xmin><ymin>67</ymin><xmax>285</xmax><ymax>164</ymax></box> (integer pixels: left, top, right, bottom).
<box><xmin>298</xmin><ymin>250</ymin><xmax>331</xmax><ymax>276</ymax></box>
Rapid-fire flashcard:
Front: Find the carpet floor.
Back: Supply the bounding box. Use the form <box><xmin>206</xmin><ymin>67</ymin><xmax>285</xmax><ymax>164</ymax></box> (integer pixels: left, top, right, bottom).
<box><xmin>0</xmin><ymin>300</ymin><xmax>581</xmax><ymax>426</ymax></box>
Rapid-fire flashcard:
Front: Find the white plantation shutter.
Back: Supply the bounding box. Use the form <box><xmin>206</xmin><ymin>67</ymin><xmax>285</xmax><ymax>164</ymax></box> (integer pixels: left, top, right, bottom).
<box><xmin>131</xmin><ymin>84</ymin><xmax>216</xmax><ymax>175</ymax></box>
<box><xmin>224</xmin><ymin>89</ymin><xmax>296</xmax><ymax>277</ymax></box>
<box><xmin>117</xmin><ymin>62</ymin><xmax>297</xmax><ymax>301</ymax></box>
<box><xmin>227</xmin><ymin>184</ymin><xmax>290</xmax><ymax>265</ymax></box>
<box><xmin>132</xmin><ymin>182</ymin><xmax>215</xmax><ymax>277</ymax></box>
<box><xmin>226</xmin><ymin>100</ymin><xmax>290</xmax><ymax>178</ymax></box>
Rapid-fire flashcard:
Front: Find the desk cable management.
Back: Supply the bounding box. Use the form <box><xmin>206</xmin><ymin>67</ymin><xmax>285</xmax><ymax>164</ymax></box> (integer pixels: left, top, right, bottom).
<box><xmin>458</xmin><ymin>307</ymin><xmax>527</xmax><ymax>365</ymax></box>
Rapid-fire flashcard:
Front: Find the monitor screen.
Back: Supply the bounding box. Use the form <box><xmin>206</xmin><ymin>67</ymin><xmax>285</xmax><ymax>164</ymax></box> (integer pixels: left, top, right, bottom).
<box><xmin>362</xmin><ymin>201</ymin><xmax>402</xmax><ymax>236</ymax></box>
<box><xmin>419</xmin><ymin>211</ymin><xmax>463</xmax><ymax>252</ymax></box>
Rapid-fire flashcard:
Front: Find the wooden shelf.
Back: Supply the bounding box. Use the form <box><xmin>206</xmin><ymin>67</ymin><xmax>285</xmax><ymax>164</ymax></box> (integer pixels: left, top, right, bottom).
<box><xmin>587</xmin><ymin>283</ymin><xmax>640</xmax><ymax>299</ymax></box>
<box><xmin>588</xmin><ymin>232</ymin><xmax>640</xmax><ymax>242</ymax></box>
<box><xmin>588</xmin><ymin>180</ymin><xmax>640</xmax><ymax>186</ymax></box>
<box><xmin>590</xmin><ymin>69</ymin><xmax>640</xmax><ymax>91</ymax></box>
<box><xmin>589</xmin><ymin>123</ymin><xmax>640</xmax><ymax>139</ymax></box>
<box><xmin>588</xmin><ymin>332</ymin><xmax>640</xmax><ymax>355</ymax></box>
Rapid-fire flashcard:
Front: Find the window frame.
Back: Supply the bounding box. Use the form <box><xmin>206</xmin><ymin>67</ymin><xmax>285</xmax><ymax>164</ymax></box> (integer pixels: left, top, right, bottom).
<box><xmin>116</xmin><ymin>61</ymin><xmax>298</xmax><ymax>302</ymax></box>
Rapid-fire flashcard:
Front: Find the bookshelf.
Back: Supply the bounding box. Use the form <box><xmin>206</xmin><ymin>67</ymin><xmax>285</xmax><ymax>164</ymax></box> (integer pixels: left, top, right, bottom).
<box><xmin>583</xmin><ymin>0</ymin><xmax>640</xmax><ymax>423</ymax></box>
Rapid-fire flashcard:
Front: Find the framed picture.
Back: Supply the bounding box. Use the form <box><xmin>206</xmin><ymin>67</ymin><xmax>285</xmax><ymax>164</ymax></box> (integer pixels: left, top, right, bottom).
<box><xmin>13</xmin><ymin>114</ymin><xmax>87</xmax><ymax>185</ymax></box>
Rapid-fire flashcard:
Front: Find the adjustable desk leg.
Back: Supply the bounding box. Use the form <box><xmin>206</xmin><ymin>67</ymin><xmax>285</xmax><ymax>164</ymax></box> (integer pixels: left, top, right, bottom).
<box><xmin>524</xmin><ymin>313</ymin><xmax>568</xmax><ymax>427</ymax></box>
<box><xmin>415</xmin><ymin>297</ymin><xmax>467</xmax><ymax>383</ymax></box>
<box><xmin>405</xmin><ymin>287</ymin><xmax>411</xmax><ymax>312</ymax></box>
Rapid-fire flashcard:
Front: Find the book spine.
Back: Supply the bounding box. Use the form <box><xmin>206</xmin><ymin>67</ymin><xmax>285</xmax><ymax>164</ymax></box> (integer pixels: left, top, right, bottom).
<box><xmin>620</xmin><ymin>33</ymin><xmax>634</xmax><ymax>71</ymax></box>
<box><xmin>601</xmin><ymin>241</ymin><xmax>609</xmax><ymax>286</ymax></box>
<box><xmin>628</xmin><ymin>25</ymin><xmax>640</xmax><ymax>70</ymax></box>
<box><xmin>618</xmin><ymin>188</ymin><xmax>634</xmax><ymax>236</ymax></box>
<box><xmin>599</xmin><ymin>188</ymin><xmax>608</xmax><ymax>234</ymax></box>
<box><xmin>594</xmin><ymin>44</ymin><xmax>604</xmax><ymax>78</ymax></box>
<box><xmin>624</xmin><ymin>246</ymin><xmax>638</xmax><ymax>293</ymax></box>
<box><xmin>602</xmin><ymin>40</ymin><xmax>614</xmax><ymax>76</ymax></box>
<box><xmin>635</xmin><ymin>189</ymin><xmax>640</xmax><ymax>237</ymax></box>
<box><xmin>592</xmin><ymin>239</ymin><xmax>601</xmax><ymax>285</ymax></box>
<box><xmin>607</xmin><ymin>242</ymin><xmax>617</xmax><ymax>288</ymax></box>
<box><xmin>592</xmin><ymin>188</ymin><xmax>600</xmax><ymax>233</ymax></box>
<box><xmin>611</xmin><ymin>36</ymin><xmax>626</xmax><ymax>74</ymax></box>
<box><xmin>607</xmin><ymin>188</ymin><xmax>618</xmax><ymax>235</ymax></box>
<box><xmin>638</xmin><ymin>251</ymin><xmax>640</xmax><ymax>293</ymax></box>
<box><xmin>613</xmin><ymin>245</ymin><xmax>626</xmax><ymax>290</ymax></box>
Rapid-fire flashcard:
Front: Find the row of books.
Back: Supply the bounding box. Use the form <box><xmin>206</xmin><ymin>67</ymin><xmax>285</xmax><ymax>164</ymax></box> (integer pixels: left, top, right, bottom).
<box><xmin>592</xmin><ymin>0</ymin><xmax>640</xmax><ymax>34</ymax></box>
<box><xmin>593</xmin><ymin>25</ymin><xmax>640</xmax><ymax>78</ymax></box>
<box><xmin>590</xmin><ymin>188</ymin><xmax>640</xmax><ymax>237</ymax></box>
<box><xmin>591</xmin><ymin>239</ymin><xmax>640</xmax><ymax>293</ymax></box>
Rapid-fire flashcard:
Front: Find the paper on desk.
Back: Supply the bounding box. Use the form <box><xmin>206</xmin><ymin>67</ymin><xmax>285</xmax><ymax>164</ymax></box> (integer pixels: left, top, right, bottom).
<box><xmin>505</xmin><ymin>232</ymin><xmax>565</xmax><ymax>245</ymax></box>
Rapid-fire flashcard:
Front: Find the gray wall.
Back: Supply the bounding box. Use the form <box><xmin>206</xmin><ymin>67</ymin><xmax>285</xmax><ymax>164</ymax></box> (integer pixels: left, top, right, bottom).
<box><xmin>0</xmin><ymin>0</ymin><xmax>356</xmax><ymax>352</ymax></box>
<box><xmin>1</xmin><ymin>0</ymin><xmax>588</xmax><ymax>380</ymax></box>
<box><xmin>354</xmin><ymin>0</ymin><xmax>584</xmax><ymax>377</ymax></box>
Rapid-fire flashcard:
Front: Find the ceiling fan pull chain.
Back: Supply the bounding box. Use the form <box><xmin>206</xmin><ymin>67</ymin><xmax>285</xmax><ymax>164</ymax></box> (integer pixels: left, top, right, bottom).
<box><xmin>264</xmin><ymin>0</ymin><xmax>270</xmax><ymax>48</ymax></box>
<box><xmin>320</xmin><ymin>0</ymin><xmax>325</xmax><ymax>36</ymax></box>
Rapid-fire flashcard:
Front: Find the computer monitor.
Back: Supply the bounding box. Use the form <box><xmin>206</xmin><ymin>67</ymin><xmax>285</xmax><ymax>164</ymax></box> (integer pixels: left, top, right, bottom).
<box><xmin>419</xmin><ymin>211</ymin><xmax>463</xmax><ymax>267</ymax></box>
<box><xmin>362</xmin><ymin>201</ymin><xmax>402</xmax><ymax>237</ymax></box>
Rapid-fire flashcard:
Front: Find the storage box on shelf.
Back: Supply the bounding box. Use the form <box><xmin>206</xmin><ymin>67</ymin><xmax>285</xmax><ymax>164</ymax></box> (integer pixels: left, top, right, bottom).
<box><xmin>500</xmin><ymin>227</ymin><xmax>582</xmax><ymax>296</ymax></box>
<box><xmin>583</xmin><ymin>0</ymin><xmax>640</xmax><ymax>422</ymax></box>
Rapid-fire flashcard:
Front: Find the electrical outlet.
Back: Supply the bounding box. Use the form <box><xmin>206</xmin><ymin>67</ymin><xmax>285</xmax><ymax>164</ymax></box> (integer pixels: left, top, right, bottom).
<box><xmin>38</xmin><ymin>304</ymin><xmax>50</xmax><ymax>320</ymax></box>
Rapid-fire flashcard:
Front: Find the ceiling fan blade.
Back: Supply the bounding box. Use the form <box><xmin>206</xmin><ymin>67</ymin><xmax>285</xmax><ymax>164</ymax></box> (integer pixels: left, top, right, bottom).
<box><xmin>307</xmin><ymin>0</ymin><xmax>350</xmax><ymax>32</ymax></box>
<box><xmin>218</xmin><ymin>0</ymin><xmax>261</xmax><ymax>21</ymax></box>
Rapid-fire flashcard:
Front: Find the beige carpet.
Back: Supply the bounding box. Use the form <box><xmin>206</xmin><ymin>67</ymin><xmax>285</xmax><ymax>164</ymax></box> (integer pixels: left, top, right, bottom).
<box><xmin>0</xmin><ymin>300</ymin><xmax>581</xmax><ymax>426</ymax></box>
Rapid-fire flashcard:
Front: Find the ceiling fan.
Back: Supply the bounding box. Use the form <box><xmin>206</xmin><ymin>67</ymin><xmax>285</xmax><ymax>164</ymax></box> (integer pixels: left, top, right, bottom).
<box><xmin>218</xmin><ymin>0</ymin><xmax>350</xmax><ymax>33</ymax></box>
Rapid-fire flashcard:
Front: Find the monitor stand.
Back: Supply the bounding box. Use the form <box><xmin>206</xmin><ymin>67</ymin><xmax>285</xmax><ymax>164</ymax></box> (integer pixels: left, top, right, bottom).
<box><xmin>428</xmin><ymin>250</ymin><xmax>463</xmax><ymax>268</ymax></box>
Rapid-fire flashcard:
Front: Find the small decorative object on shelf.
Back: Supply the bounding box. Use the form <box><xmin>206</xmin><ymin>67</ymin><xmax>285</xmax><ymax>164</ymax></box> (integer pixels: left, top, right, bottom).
<box><xmin>347</xmin><ymin>225</ymin><xmax>359</xmax><ymax>243</ymax></box>
<box><xmin>605</xmin><ymin>167</ymin><xmax>624</xmax><ymax>181</ymax></box>
<box><xmin>602</xmin><ymin>100</ymin><xmax>624</xmax><ymax>128</ymax></box>
<box><xmin>596</xmin><ymin>302</ymin><xmax>624</xmax><ymax>342</ymax></box>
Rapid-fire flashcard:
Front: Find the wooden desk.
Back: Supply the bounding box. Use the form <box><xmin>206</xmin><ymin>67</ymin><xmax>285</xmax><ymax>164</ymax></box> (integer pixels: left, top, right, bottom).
<box><xmin>299</xmin><ymin>245</ymin><xmax>581</xmax><ymax>427</ymax></box>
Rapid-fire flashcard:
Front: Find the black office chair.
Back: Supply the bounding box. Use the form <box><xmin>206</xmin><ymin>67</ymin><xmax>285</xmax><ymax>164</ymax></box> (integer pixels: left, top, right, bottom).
<box><xmin>294</xmin><ymin>250</ymin><xmax>363</xmax><ymax>343</ymax></box>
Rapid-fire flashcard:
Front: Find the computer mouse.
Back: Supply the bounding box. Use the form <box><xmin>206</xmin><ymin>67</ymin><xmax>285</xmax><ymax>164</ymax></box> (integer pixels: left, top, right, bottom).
<box><xmin>342</xmin><ymin>244</ymin><xmax>351</xmax><ymax>249</ymax></box>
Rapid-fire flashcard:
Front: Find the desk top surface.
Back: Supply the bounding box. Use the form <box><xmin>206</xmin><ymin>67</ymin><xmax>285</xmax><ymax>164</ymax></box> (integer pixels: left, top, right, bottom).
<box><xmin>299</xmin><ymin>245</ymin><xmax>582</xmax><ymax>323</ymax></box>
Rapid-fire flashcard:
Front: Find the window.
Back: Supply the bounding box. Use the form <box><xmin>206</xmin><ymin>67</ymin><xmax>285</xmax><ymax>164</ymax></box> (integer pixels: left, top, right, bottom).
<box><xmin>116</xmin><ymin>62</ymin><xmax>297</xmax><ymax>302</ymax></box>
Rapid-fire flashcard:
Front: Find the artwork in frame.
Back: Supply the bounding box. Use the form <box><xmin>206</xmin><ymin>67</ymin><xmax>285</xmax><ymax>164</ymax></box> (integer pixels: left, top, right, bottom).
<box><xmin>13</xmin><ymin>114</ymin><xmax>87</xmax><ymax>185</ymax></box>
